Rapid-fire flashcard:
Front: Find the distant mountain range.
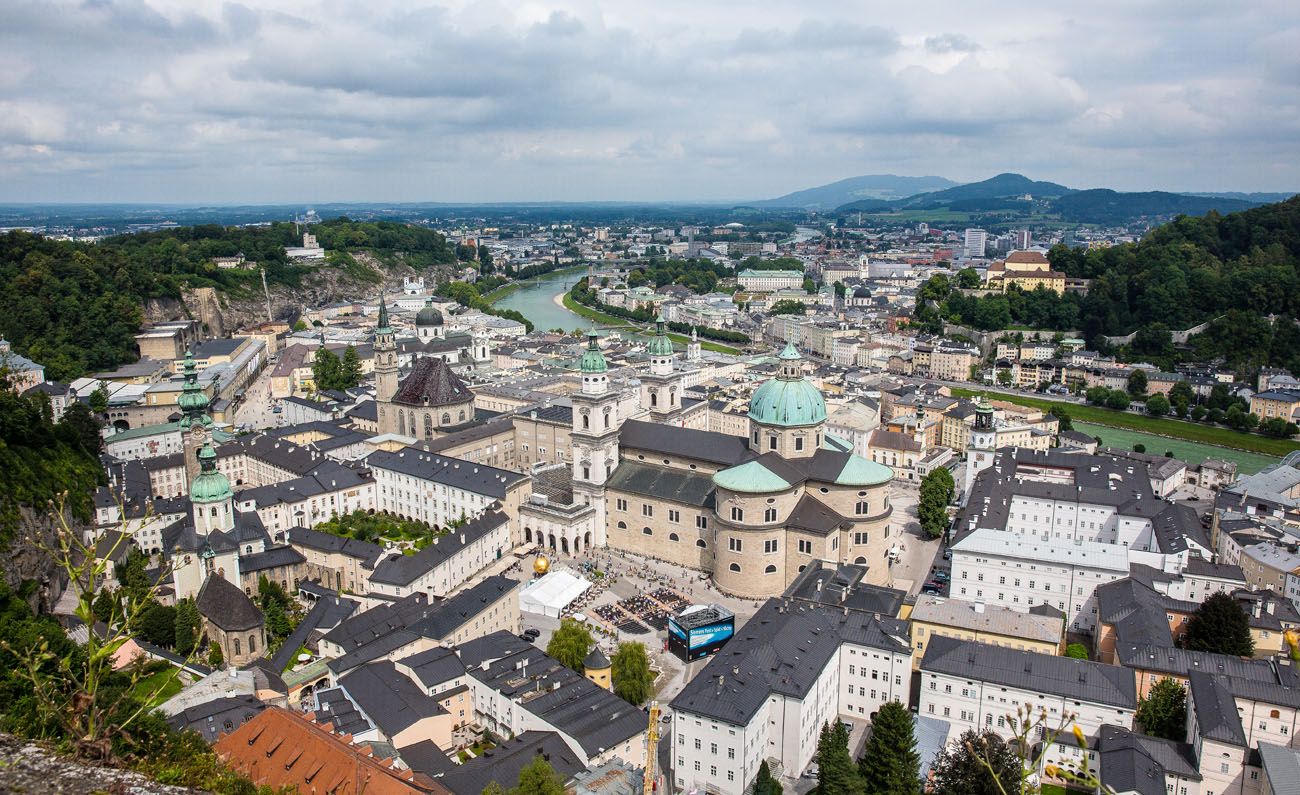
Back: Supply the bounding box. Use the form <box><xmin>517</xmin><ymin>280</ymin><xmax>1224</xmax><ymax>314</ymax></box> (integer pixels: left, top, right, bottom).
<box><xmin>774</xmin><ymin>172</ymin><xmax>1295</xmax><ymax>224</ymax></box>
<box><xmin>754</xmin><ymin>174</ymin><xmax>958</xmax><ymax>209</ymax></box>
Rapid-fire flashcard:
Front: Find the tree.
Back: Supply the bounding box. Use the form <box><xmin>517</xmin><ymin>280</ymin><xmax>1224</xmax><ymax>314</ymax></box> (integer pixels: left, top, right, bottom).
<box><xmin>341</xmin><ymin>345</ymin><xmax>362</xmax><ymax>387</ymax></box>
<box><xmin>816</xmin><ymin>721</ymin><xmax>865</xmax><ymax>795</ymax></box>
<box><xmin>88</xmin><ymin>384</ymin><xmax>110</xmax><ymax>414</ymax></box>
<box><xmin>510</xmin><ymin>755</ymin><xmax>566</xmax><ymax>795</ymax></box>
<box><xmin>1135</xmin><ymin>677</ymin><xmax>1187</xmax><ymax>742</ymax></box>
<box><xmin>610</xmin><ymin>642</ymin><xmax>653</xmax><ymax>704</ymax></box>
<box><xmin>1190</xmin><ymin>405</ymin><xmax>1207</xmax><ymax>421</ymax></box>
<box><xmin>1127</xmin><ymin>370</ymin><xmax>1148</xmax><ymax>397</ymax></box>
<box><xmin>1064</xmin><ymin>643</ymin><xmax>1089</xmax><ymax>659</ymax></box>
<box><xmin>996</xmin><ymin>370</ymin><xmax>1012</xmax><ymax>387</ymax></box>
<box><xmin>1133</xmin><ymin>444</ymin><xmax>1146</xmax><ymax>453</ymax></box>
<box><xmin>136</xmin><ymin>602</ymin><xmax>177</xmax><ymax>648</ymax></box>
<box><xmin>770</xmin><ymin>299</ymin><xmax>807</xmax><ymax>316</ymax></box>
<box><xmin>1050</xmin><ymin>407</ymin><xmax>1073</xmax><ymax>431</ymax></box>
<box><xmin>919</xmin><ymin>468</ymin><xmax>955</xmax><ymax>539</ymax></box>
<box><xmin>546</xmin><ymin>618</ymin><xmax>592</xmax><ymax>671</ymax></box>
<box><xmin>803</xmin><ymin>277</ymin><xmax>817</xmax><ymax>294</ymax></box>
<box><xmin>858</xmin><ymin>701</ymin><xmax>920</xmax><ymax>795</ymax></box>
<box><xmin>1184</xmin><ymin>592</ymin><xmax>1253</xmax><ymax>656</ymax></box>
<box><xmin>92</xmin><ymin>589</ymin><xmax>119</xmax><ymax>624</ymax></box>
<box><xmin>929</xmin><ymin>730</ymin><xmax>1022</xmax><ymax>795</ymax></box>
<box><xmin>753</xmin><ymin>760</ymin><xmax>783</xmax><ymax>795</ymax></box>
<box><xmin>833</xmin><ymin>282</ymin><xmax>847</xmax><ymax>299</ymax></box>
<box><xmin>293</xmin><ymin>319</ymin><xmax>308</xmax><ymax>332</ymax></box>
<box><xmin>1085</xmin><ymin>386</ymin><xmax>1110</xmax><ymax>405</ymax></box>
<box><xmin>483</xmin><ymin>782</ymin><xmax>507</xmax><ymax>795</ymax></box>
<box><xmin>1105</xmin><ymin>390</ymin><xmax>1131</xmax><ymax>411</ymax></box>
<box><xmin>1261</xmin><ymin>417</ymin><xmax>1299</xmax><ymax>438</ymax></box>
<box><xmin>1145</xmin><ymin>394</ymin><xmax>1170</xmax><ymax>416</ymax></box>
<box><xmin>207</xmin><ymin>642</ymin><xmax>224</xmax><ymax>667</ymax></box>
<box><xmin>60</xmin><ymin>401</ymin><xmax>102</xmax><ymax>455</ymax></box>
<box><xmin>956</xmin><ymin>267</ymin><xmax>981</xmax><ymax>289</ymax></box>
<box><xmin>174</xmin><ymin>599</ymin><xmax>201</xmax><ymax>655</ymax></box>
<box><xmin>1168</xmin><ymin>381</ymin><xmax>1195</xmax><ymax>407</ymax></box>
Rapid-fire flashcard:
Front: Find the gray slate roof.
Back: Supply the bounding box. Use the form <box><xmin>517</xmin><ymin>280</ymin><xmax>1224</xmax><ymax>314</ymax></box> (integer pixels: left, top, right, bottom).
<box><xmin>366</xmin><ymin>449</ymin><xmax>527</xmax><ymax>499</ymax></box>
<box><xmin>605</xmin><ymin>461</ymin><xmax>715</xmax><ymax>508</ymax></box>
<box><xmin>1189</xmin><ymin>671</ymin><xmax>1247</xmax><ymax>746</ymax></box>
<box><xmin>196</xmin><ymin>575</ymin><xmax>263</xmax><ymax>632</ymax></box>
<box><xmin>369</xmin><ymin>512</ymin><xmax>510</xmax><ymax>587</ymax></box>
<box><xmin>338</xmin><ymin>660</ymin><xmax>448</xmax><ymax>736</ymax></box>
<box><xmin>618</xmin><ymin>420</ymin><xmax>752</xmax><ymax>467</ymax></box>
<box><xmin>919</xmin><ymin>635</ymin><xmax>1136</xmax><ymax>709</ymax></box>
<box><xmin>393</xmin><ymin>357</ymin><xmax>474</xmax><ymax>407</ymax></box>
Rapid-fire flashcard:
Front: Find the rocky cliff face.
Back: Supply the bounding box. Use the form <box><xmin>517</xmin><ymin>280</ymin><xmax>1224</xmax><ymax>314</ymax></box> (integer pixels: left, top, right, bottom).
<box><xmin>2</xmin><ymin>506</ymin><xmax>87</xmax><ymax>615</ymax></box>
<box><xmin>0</xmin><ymin>734</ymin><xmax>200</xmax><ymax>794</ymax></box>
<box><xmin>141</xmin><ymin>254</ymin><xmax>462</xmax><ymax>332</ymax></box>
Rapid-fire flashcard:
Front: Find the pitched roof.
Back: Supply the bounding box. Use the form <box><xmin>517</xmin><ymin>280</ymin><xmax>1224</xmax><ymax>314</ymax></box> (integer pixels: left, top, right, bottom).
<box><xmin>369</xmin><ymin>514</ymin><xmax>510</xmax><ymax>587</ymax></box>
<box><xmin>606</xmin><ymin>461</ymin><xmax>716</xmax><ymax>508</ymax></box>
<box><xmin>196</xmin><ymin>574</ymin><xmax>264</xmax><ymax>632</ymax></box>
<box><xmin>214</xmin><ymin>707</ymin><xmax>446</xmax><ymax>794</ymax></box>
<box><xmin>393</xmin><ymin>357</ymin><xmax>474</xmax><ymax>407</ymax></box>
<box><xmin>1189</xmin><ymin>671</ymin><xmax>1247</xmax><ymax>746</ymax></box>
<box><xmin>920</xmin><ymin>636</ymin><xmax>1136</xmax><ymax>709</ymax></box>
<box><xmin>617</xmin><ymin>420</ymin><xmax>753</xmax><ymax>467</ymax></box>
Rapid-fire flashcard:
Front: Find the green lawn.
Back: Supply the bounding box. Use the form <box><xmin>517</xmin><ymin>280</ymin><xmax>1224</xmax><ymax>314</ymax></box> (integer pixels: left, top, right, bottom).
<box><xmin>950</xmin><ymin>387</ymin><xmax>1300</xmax><ymax>458</ymax></box>
<box><xmin>133</xmin><ymin>667</ymin><xmax>184</xmax><ymax>707</ymax></box>
<box><xmin>1074</xmin><ymin>422</ymin><xmax>1278</xmax><ymax>475</ymax></box>
<box><xmin>1040</xmin><ymin>785</ymin><xmax>1071</xmax><ymax>795</ymax></box>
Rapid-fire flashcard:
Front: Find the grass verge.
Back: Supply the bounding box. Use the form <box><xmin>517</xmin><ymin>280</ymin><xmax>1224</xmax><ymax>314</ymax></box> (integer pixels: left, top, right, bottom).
<box><xmin>950</xmin><ymin>387</ymin><xmax>1300</xmax><ymax>457</ymax></box>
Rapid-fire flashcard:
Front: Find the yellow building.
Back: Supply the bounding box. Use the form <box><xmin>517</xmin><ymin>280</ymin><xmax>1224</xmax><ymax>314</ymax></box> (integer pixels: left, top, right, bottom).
<box><xmin>908</xmin><ymin>595</ymin><xmax>1064</xmax><ymax>670</ymax></box>
<box><xmin>1251</xmin><ymin>390</ymin><xmax>1300</xmax><ymax>422</ymax></box>
<box><xmin>985</xmin><ymin>250</ymin><xmax>1067</xmax><ymax>294</ymax></box>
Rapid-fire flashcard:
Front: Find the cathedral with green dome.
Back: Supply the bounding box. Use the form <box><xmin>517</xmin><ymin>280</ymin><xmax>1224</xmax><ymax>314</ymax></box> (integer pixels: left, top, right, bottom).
<box><xmin>559</xmin><ymin>332</ymin><xmax>897</xmax><ymax>599</ymax></box>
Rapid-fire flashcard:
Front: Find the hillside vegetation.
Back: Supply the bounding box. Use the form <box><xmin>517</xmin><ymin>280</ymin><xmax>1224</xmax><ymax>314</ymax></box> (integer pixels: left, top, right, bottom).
<box><xmin>0</xmin><ymin>219</ymin><xmax>455</xmax><ymax>380</ymax></box>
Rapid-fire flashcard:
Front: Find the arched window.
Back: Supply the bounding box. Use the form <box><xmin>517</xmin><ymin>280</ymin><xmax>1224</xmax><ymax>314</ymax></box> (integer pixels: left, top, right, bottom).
<box><xmin>855</xmin><ymin>556</ymin><xmax>868</xmax><ymax>565</ymax></box>
<box><xmin>643</xmin><ymin>527</ymin><xmax>653</xmax><ymax>535</ymax></box>
<box><xmin>650</xmin><ymin>390</ymin><xmax>658</xmax><ymax>407</ymax></box>
<box><xmin>582</xmin><ymin>466</ymin><xmax>591</xmax><ymax>480</ymax></box>
<box><xmin>696</xmin><ymin>539</ymin><xmax>707</xmax><ymax>548</ymax></box>
<box><xmin>1271</xmin><ymin>709</ymin><xmax>1282</xmax><ymax>719</ymax></box>
<box><xmin>856</xmin><ymin>501</ymin><xmax>869</xmax><ymax>515</ymax></box>
<box><xmin>763</xmin><ymin>508</ymin><xmax>777</xmax><ymax>522</ymax></box>
<box><xmin>582</xmin><ymin>414</ymin><xmax>590</xmax><ymax>429</ymax></box>
<box><xmin>669</xmin><ymin>533</ymin><xmax>679</xmax><ymax>541</ymax></box>
<box><xmin>604</xmin><ymin>413</ymin><xmax>610</xmax><ymax>429</ymax></box>
<box><xmin>729</xmin><ymin>563</ymin><xmax>741</xmax><ymax>572</ymax></box>
<box><xmin>424</xmin><ymin>413</ymin><xmax>434</xmax><ymax>439</ymax></box>
<box><xmin>441</xmin><ymin>412</ymin><xmax>451</xmax><ymax>425</ymax></box>
<box><xmin>764</xmin><ymin>565</ymin><xmax>777</xmax><ymax>574</ymax></box>
<box><xmin>459</xmin><ymin>410</ymin><xmax>466</xmax><ymax>421</ymax></box>
<box><xmin>525</xmin><ymin>527</ymin><xmax>533</xmax><ymax>543</ymax></box>
<box><xmin>233</xmin><ymin>637</ymin><xmax>241</xmax><ymax>656</ymax></box>
<box><xmin>398</xmin><ymin>412</ymin><xmax>406</xmax><ymax>436</ymax></box>
<box><xmin>752</xmin><ymin>430</ymin><xmax>759</xmax><ymax>444</ymax></box>
<box><xmin>617</xmin><ymin>521</ymin><xmax>627</xmax><ymax>529</ymax></box>
<box><xmin>249</xmin><ymin>634</ymin><xmax>257</xmax><ymax>653</ymax></box>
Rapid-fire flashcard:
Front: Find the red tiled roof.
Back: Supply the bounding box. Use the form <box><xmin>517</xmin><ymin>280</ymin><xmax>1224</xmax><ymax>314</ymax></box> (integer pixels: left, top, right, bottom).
<box><xmin>214</xmin><ymin>707</ymin><xmax>449</xmax><ymax>795</ymax></box>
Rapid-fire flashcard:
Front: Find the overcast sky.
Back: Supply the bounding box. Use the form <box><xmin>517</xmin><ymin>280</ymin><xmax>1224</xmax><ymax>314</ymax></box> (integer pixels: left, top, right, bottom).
<box><xmin>2</xmin><ymin>0</ymin><xmax>1297</xmax><ymax>203</ymax></box>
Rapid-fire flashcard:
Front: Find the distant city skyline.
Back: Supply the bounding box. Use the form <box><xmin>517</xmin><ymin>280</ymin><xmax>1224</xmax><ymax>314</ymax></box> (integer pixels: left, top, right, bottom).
<box><xmin>2</xmin><ymin>0</ymin><xmax>1297</xmax><ymax>203</ymax></box>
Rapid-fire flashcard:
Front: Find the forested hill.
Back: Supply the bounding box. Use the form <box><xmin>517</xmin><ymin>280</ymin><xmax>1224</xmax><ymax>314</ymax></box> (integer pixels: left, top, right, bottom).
<box><xmin>1050</xmin><ymin>196</ymin><xmax>1300</xmax><ymax>370</ymax></box>
<box><xmin>0</xmin><ymin>219</ymin><xmax>455</xmax><ymax>380</ymax></box>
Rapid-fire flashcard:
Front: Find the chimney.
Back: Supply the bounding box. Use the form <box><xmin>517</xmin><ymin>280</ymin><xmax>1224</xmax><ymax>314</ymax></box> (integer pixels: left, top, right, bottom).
<box><xmin>973</xmin><ymin>600</ymin><xmax>985</xmax><ymax>614</ymax></box>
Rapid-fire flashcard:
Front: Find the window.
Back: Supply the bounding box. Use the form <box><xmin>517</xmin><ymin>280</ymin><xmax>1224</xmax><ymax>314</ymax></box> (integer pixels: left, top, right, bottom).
<box><xmin>764</xmin><ymin>507</ymin><xmax>777</xmax><ymax>522</ymax></box>
<box><xmin>798</xmin><ymin>539</ymin><xmax>812</xmax><ymax>554</ymax></box>
<box><xmin>696</xmin><ymin>516</ymin><xmax>708</xmax><ymax>529</ymax></box>
<box><xmin>694</xmin><ymin>739</ymin><xmax>700</xmax><ymax>750</ymax></box>
<box><xmin>854</xmin><ymin>532</ymin><xmax>870</xmax><ymax>545</ymax></box>
<box><xmin>669</xmin><ymin>533</ymin><xmax>679</xmax><ymax>541</ymax></box>
<box><xmin>582</xmin><ymin>466</ymin><xmax>590</xmax><ymax>480</ymax></box>
<box><xmin>764</xmin><ymin>564</ymin><xmax>777</xmax><ymax>574</ymax></box>
<box><xmin>729</xmin><ymin>538</ymin><xmax>743</xmax><ymax>552</ymax></box>
<box><xmin>764</xmin><ymin>539</ymin><xmax>779</xmax><ymax>553</ymax></box>
<box><xmin>729</xmin><ymin>563</ymin><xmax>741</xmax><ymax>572</ymax></box>
<box><xmin>731</xmin><ymin>506</ymin><xmax>744</xmax><ymax>522</ymax></box>
<box><xmin>642</xmin><ymin>504</ymin><xmax>653</xmax><ymax>517</ymax></box>
<box><xmin>795</xmin><ymin>437</ymin><xmax>804</xmax><ymax>451</ymax></box>
<box><xmin>768</xmin><ymin>436</ymin><xmax>777</xmax><ymax>450</ymax></box>
<box><xmin>643</xmin><ymin>527</ymin><xmax>652</xmax><ymax>535</ymax></box>
<box><xmin>669</xmin><ymin>509</ymin><xmax>680</xmax><ymax>523</ymax></box>
<box><xmin>697</xmin><ymin>539</ymin><xmax>707</xmax><ymax>548</ymax></box>
<box><xmin>616</xmin><ymin>499</ymin><xmax>628</xmax><ymax>511</ymax></box>
<box><xmin>855</xmin><ymin>501</ymin><xmax>869</xmax><ymax>515</ymax></box>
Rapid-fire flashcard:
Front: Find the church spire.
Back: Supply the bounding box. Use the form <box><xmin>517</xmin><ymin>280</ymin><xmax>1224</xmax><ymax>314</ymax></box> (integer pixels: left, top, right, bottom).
<box><xmin>177</xmin><ymin>349</ymin><xmax>211</xmax><ymax>429</ymax></box>
<box><xmin>377</xmin><ymin>295</ymin><xmax>391</xmax><ymax>333</ymax></box>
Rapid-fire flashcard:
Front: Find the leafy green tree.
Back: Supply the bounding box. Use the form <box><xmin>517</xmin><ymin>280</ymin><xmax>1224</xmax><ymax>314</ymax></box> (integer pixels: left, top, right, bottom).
<box><xmin>340</xmin><ymin>345</ymin><xmax>362</xmax><ymax>388</ymax></box>
<box><xmin>546</xmin><ymin>618</ymin><xmax>593</xmax><ymax>672</ymax></box>
<box><xmin>510</xmin><ymin>755</ymin><xmax>566</xmax><ymax>795</ymax></box>
<box><xmin>956</xmin><ymin>267</ymin><xmax>981</xmax><ymax>289</ymax></box>
<box><xmin>1127</xmin><ymin>370</ymin><xmax>1148</xmax><ymax>397</ymax></box>
<box><xmin>610</xmin><ymin>642</ymin><xmax>653</xmax><ymax>705</ymax></box>
<box><xmin>1168</xmin><ymin>381</ymin><xmax>1195</xmax><ymax>407</ymax></box>
<box><xmin>88</xmin><ymin>384</ymin><xmax>110</xmax><ymax>414</ymax></box>
<box><xmin>312</xmin><ymin>347</ymin><xmax>342</xmax><ymax>392</ymax></box>
<box><xmin>1065</xmin><ymin>643</ymin><xmax>1089</xmax><ymax>659</ymax></box>
<box><xmin>1050</xmin><ymin>407</ymin><xmax>1073</xmax><ymax>431</ymax></box>
<box><xmin>92</xmin><ymin>589</ymin><xmax>119</xmax><ymax>624</ymax></box>
<box><xmin>136</xmin><ymin>602</ymin><xmax>177</xmax><ymax>648</ymax></box>
<box><xmin>1184</xmin><ymin>592</ymin><xmax>1253</xmax><ymax>656</ymax></box>
<box><xmin>1086</xmin><ymin>386</ymin><xmax>1110</xmax><ymax>405</ymax></box>
<box><xmin>207</xmin><ymin>642</ymin><xmax>223</xmax><ymax>667</ymax></box>
<box><xmin>770</xmin><ymin>299</ymin><xmax>807</xmax><ymax>316</ymax></box>
<box><xmin>858</xmin><ymin>701</ymin><xmax>920</xmax><ymax>795</ymax></box>
<box><xmin>816</xmin><ymin>721</ymin><xmax>865</xmax><ymax>795</ymax></box>
<box><xmin>996</xmin><ymin>370</ymin><xmax>1012</xmax><ymax>387</ymax></box>
<box><xmin>1146</xmin><ymin>394</ymin><xmax>1170</xmax><ymax>416</ymax></box>
<box><xmin>1261</xmin><ymin>417</ymin><xmax>1299</xmax><ymax>438</ymax></box>
<box><xmin>293</xmin><ymin>319</ymin><xmax>309</xmax><ymax>332</ymax></box>
<box><xmin>833</xmin><ymin>282</ymin><xmax>847</xmax><ymax>299</ymax></box>
<box><xmin>1190</xmin><ymin>405</ymin><xmax>1207</xmax><ymax>421</ymax></box>
<box><xmin>753</xmin><ymin>760</ymin><xmax>783</xmax><ymax>795</ymax></box>
<box><xmin>483</xmin><ymin>781</ymin><xmax>507</xmax><ymax>795</ymax></box>
<box><xmin>1135</xmin><ymin>677</ymin><xmax>1187</xmax><ymax>741</ymax></box>
<box><xmin>174</xmin><ymin>599</ymin><xmax>201</xmax><ymax>656</ymax></box>
<box><xmin>1208</xmin><ymin>383</ymin><xmax>1231</xmax><ymax>411</ymax></box>
<box><xmin>803</xmin><ymin>277</ymin><xmax>817</xmax><ymax>294</ymax></box>
<box><xmin>1133</xmin><ymin>444</ymin><xmax>1146</xmax><ymax>453</ymax></box>
<box><xmin>919</xmin><ymin>468</ymin><xmax>955</xmax><ymax>539</ymax></box>
<box><xmin>930</xmin><ymin>730</ymin><xmax>1022</xmax><ymax>795</ymax></box>
<box><xmin>1106</xmin><ymin>390</ymin><xmax>1131</xmax><ymax>411</ymax></box>
<box><xmin>60</xmin><ymin>401</ymin><xmax>102</xmax><ymax>455</ymax></box>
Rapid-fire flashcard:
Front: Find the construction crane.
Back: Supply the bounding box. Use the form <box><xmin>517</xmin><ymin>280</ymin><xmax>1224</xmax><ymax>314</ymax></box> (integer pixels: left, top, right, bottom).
<box><xmin>643</xmin><ymin>700</ymin><xmax>661</xmax><ymax>794</ymax></box>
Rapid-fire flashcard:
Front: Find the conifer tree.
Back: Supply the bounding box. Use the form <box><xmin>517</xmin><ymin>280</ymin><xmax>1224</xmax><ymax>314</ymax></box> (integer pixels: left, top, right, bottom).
<box><xmin>859</xmin><ymin>701</ymin><xmax>920</xmax><ymax>795</ymax></box>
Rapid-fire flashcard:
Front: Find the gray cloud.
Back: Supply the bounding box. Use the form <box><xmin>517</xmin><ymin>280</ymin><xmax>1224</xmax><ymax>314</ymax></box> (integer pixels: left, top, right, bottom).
<box><xmin>0</xmin><ymin>0</ymin><xmax>1296</xmax><ymax>203</ymax></box>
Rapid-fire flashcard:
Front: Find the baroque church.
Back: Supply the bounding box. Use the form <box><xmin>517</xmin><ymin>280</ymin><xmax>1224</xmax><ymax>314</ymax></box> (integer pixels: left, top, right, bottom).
<box><xmin>530</xmin><ymin>318</ymin><xmax>898</xmax><ymax>600</ymax></box>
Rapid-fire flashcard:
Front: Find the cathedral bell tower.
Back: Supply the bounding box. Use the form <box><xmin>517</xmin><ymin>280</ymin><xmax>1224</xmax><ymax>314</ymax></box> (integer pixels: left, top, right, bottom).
<box><xmin>964</xmin><ymin>396</ymin><xmax>998</xmax><ymax>497</ymax></box>
<box><xmin>639</xmin><ymin>315</ymin><xmax>685</xmax><ymax>424</ymax></box>
<box><xmin>571</xmin><ymin>329</ymin><xmax>619</xmax><ymax>545</ymax></box>
<box><xmin>374</xmin><ymin>296</ymin><xmax>399</xmax><ymax>434</ymax></box>
<box><xmin>177</xmin><ymin>350</ymin><xmax>213</xmax><ymax>488</ymax></box>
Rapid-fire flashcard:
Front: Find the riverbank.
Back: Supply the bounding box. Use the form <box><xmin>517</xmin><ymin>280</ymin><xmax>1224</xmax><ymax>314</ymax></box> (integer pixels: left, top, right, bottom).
<box><xmin>951</xmin><ymin>387</ymin><xmax>1300</xmax><ymax>458</ymax></box>
<box><xmin>559</xmin><ymin>291</ymin><xmax>743</xmax><ymax>354</ymax></box>
<box><xmin>482</xmin><ymin>265</ymin><xmax>585</xmax><ymax>303</ymax></box>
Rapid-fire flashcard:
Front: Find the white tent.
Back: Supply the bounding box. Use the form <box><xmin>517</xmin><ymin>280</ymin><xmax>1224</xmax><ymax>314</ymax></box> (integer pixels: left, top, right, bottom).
<box><xmin>519</xmin><ymin>568</ymin><xmax>592</xmax><ymax>618</ymax></box>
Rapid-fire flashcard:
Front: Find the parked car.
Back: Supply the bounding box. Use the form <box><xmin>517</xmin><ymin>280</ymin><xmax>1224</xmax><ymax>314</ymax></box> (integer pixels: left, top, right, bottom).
<box><xmin>942</xmin><ymin>549</ymin><xmax>952</xmax><ymax>561</ymax></box>
<box><xmin>522</xmin><ymin>628</ymin><xmax>540</xmax><ymax>640</ymax></box>
<box><xmin>931</xmin><ymin>570</ymin><xmax>951</xmax><ymax>582</ymax></box>
<box><xmin>921</xmin><ymin>583</ymin><xmax>943</xmax><ymax>595</ymax></box>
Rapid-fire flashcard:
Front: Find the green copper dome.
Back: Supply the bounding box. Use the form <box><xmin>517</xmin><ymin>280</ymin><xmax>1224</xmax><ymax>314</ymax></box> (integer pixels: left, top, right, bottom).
<box><xmin>177</xmin><ymin>350</ymin><xmax>212</xmax><ymax>429</ymax></box>
<box><xmin>578</xmin><ymin>329</ymin><xmax>607</xmax><ymax>373</ymax></box>
<box><xmin>647</xmin><ymin>315</ymin><xmax>674</xmax><ymax>357</ymax></box>
<box><xmin>748</xmin><ymin>343</ymin><xmax>826</xmax><ymax>427</ymax></box>
<box><xmin>190</xmin><ymin>443</ymin><xmax>232</xmax><ymax>504</ymax></box>
<box><xmin>713</xmin><ymin>460</ymin><xmax>794</xmax><ymax>494</ymax></box>
<box><xmin>415</xmin><ymin>299</ymin><xmax>444</xmax><ymax>327</ymax></box>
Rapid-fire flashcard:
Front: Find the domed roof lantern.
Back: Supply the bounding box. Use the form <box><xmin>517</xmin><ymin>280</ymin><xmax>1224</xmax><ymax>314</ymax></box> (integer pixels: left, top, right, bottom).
<box><xmin>415</xmin><ymin>298</ymin><xmax>444</xmax><ymax>327</ymax></box>
<box><xmin>579</xmin><ymin>327</ymin><xmax>608</xmax><ymax>374</ymax></box>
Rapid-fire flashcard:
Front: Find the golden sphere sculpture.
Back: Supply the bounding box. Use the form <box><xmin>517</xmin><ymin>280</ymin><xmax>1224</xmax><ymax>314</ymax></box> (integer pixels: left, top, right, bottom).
<box><xmin>533</xmin><ymin>555</ymin><xmax>550</xmax><ymax>576</ymax></box>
